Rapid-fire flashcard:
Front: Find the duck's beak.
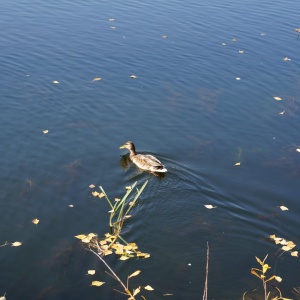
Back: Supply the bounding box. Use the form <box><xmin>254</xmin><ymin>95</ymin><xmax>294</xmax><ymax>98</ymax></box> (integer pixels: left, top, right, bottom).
<box><xmin>120</xmin><ymin>145</ymin><xmax>126</xmax><ymax>149</ymax></box>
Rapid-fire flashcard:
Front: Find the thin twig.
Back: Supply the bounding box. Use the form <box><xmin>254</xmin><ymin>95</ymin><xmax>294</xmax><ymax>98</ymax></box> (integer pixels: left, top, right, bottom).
<box><xmin>89</xmin><ymin>248</ymin><xmax>131</xmax><ymax>296</ymax></box>
<box><xmin>202</xmin><ymin>242</ymin><xmax>209</xmax><ymax>300</ymax></box>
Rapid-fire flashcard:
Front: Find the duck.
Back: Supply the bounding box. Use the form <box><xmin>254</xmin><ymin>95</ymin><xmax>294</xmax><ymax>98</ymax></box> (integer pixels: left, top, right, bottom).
<box><xmin>119</xmin><ymin>141</ymin><xmax>167</xmax><ymax>173</ymax></box>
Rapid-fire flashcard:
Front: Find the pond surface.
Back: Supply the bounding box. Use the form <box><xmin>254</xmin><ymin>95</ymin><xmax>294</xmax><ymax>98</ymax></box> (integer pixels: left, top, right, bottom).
<box><xmin>1</xmin><ymin>0</ymin><xmax>300</xmax><ymax>299</ymax></box>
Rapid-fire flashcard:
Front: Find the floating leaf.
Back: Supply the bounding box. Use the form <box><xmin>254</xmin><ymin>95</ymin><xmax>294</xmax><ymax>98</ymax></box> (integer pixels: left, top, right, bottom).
<box><xmin>273</xmin><ymin>96</ymin><xmax>283</xmax><ymax>101</ymax></box>
<box><xmin>87</xmin><ymin>270</ymin><xmax>96</xmax><ymax>275</ymax></box>
<box><xmin>108</xmin><ymin>18</ymin><xmax>115</xmax><ymax>21</ymax></box>
<box><xmin>291</xmin><ymin>251</ymin><xmax>298</xmax><ymax>257</ymax></box>
<box><xmin>279</xmin><ymin>206</ymin><xmax>289</xmax><ymax>211</ymax></box>
<box><xmin>296</xmin><ymin>148</ymin><xmax>300</xmax><ymax>153</ymax></box>
<box><xmin>270</xmin><ymin>234</ymin><xmax>276</xmax><ymax>239</ymax></box>
<box><xmin>32</xmin><ymin>218</ymin><xmax>39</xmax><ymax>225</ymax></box>
<box><xmin>239</xmin><ymin>50</ymin><xmax>244</xmax><ymax>53</ymax></box>
<box><xmin>283</xmin><ymin>57</ymin><xmax>291</xmax><ymax>61</ymax></box>
<box><xmin>204</xmin><ymin>204</ymin><xmax>217</xmax><ymax>209</ymax></box>
<box><xmin>92</xmin><ymin>191</ymin><xmax>100</xmax><ymax>197</ymax></box>
<box><xmin>82</xmin><ymin>237</ymin><xmax>91</xmax><ymax>243</ymax></box>
<box><xmin>275</xmin><ymin>276</ymin><xmax>282</xmax><ymax>282</ymax></box>
<box><xmin>236</xmin><ymin>77</ymin><xmax>241</xmax><ymax>80</ymax></box>
<box><xmin>282</xmin><ymin>243</ymin><xmax>296</xmax><ymax>251</ymax></box>
<box><xmin>115</xmin><ymin>198</ymin><xmax>120</xmax><ymax>202</ymax></box>
<box><xmin>163</xmin><ymin>294</ymin><xmax>173</xmax><ymax>296</ymax></box>
<box><xmin>0</xmin><ymin>294</ymin><xmax>6</xmax><ymax>300</ymax></box>
<box><xmin>119</xmin><ymin>256</ymin><xmax>130</xmax><ymax>260</ymax></box>
<box><xmin>11</xmin><ymin>241</ymin><xmax>22</xmax><ymax>247</ymax></box>
<box><xmin>234</xmin><ymin>162</ymin><xmax>241</xmax><ymax>166</ymax></box>
<box><xmin>89</xmin><ymin>184</ymin><xmax>95</xmax><ymax>188</ymax></box>
<box><xmin>232</xmin><ymin>38</ymin><xmax>237</xmax><ymax>42</ymax></box>
<box><xmin>162</xmin><ymin>35</ymin><xmax>168</xmax><ymax>38</ymax></box>
<box><xmin>69</xmin><ymin>204</ymin><xmax>74</xmax><ymax>207</ymax></box>
<box><xmin>144</xmin><ymin>285</ymin><xmax>154</xmax><ymax>291</ymax></box>
<box><xmin>125</xmin><ymin>186</ymin><xmax>132</xmax><ymax>190</ymax></box>
<box><xmin>98</xmin><ymin>192</ymin><xmax>105</xmax><ymax>198</ymax></box>
<box><xmin>128</xmin><ymin>270</ymin><xmax>141</xmax><ymax>278</ymax></box>
<box><xmin>53</xmin><ymin>80</ymin><xmax>59</xmax><ymax>84</ymax></box>
<box><xmin>103</xmin><ymin>249</ymin><xmax>113</xmax><ymax>256</ymax></box>
<box><xmin>75</xmin><ymin>234</ymin><xmax>87</xmax><ymax>240</ymax></box>
<box><xmin>278</xmin><ymin>110</ymin><xmax>285</xmax><ymax>115</ymax></box>
<box><xmin>91</xmin><ymin>281</ymin><xmax>105</xmax><ymax>286</ymax></box>
<box><xmin>130</xmin><ymin>75</ymin><xmax>137</xmax><ymax>79</ymax></box>
<box><xmin>43</xmin><ymin>130</ymin><xmax>49</xmax><ymax>134</ymax></box>
<box><xmin>92</xmin><ymin>78</ymin><xmax>102</xmax><ymax>81</ymax></box>
<box><xmin>221</xmin><ymin>43</ymin><xmax>226</xmax><ymax>46</ymax></box>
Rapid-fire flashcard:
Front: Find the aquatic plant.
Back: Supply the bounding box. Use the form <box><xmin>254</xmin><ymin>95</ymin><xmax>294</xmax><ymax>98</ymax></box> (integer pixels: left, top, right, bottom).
<box><xmin>75</xmin><ymin>181</ymin><xmax>153</xmax><ymax>299</ymax></box>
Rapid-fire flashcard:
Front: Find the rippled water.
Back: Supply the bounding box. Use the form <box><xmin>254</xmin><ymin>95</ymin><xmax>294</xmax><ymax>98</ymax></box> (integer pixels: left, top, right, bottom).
<box><xmin>1</xmin><ymin>0</ymin><xmax>300</xmax><ymax>299</ymax></box>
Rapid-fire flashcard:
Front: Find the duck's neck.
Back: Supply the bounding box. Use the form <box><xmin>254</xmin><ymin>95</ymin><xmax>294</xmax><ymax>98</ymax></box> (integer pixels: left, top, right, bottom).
<box><xmin>129</xmin><ymin>145</ymin><xmax>136</xmax><ymax>157</ymax></box>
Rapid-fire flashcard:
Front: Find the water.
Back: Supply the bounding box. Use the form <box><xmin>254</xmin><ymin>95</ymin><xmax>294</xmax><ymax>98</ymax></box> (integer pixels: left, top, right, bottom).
<box><xmin>0</xmin><ymin>0</ymin><xmax>300</xmax><ymax>299</ymax></box>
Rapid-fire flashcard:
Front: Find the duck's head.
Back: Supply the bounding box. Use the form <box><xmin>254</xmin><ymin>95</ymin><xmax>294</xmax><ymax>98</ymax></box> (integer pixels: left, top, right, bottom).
<box><xmin>120</xmin><ymin>141</ymin><xmax>135</xmax><ymax>151</ymax></box>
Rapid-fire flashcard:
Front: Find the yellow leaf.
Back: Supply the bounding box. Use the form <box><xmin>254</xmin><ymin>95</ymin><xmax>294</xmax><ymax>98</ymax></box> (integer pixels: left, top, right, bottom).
<box><xmin>204</xmin><ymin>204</ymin><xmax>217</xmax><ymax>209</ymax></box>
<box><xmin>283</xmin><ymin>57</ymin><xmax>291</xmax><ymax>61</ymax></box>
<box><xmin>124</xmin><ymin>245</ymin><xmax>133</xmax><ymax>250</ymax></box>
<box><xmin>11</xmin><ymin>241</ymin><xmax>22</xmax><ymax>247</ymax></box>
<box><xmin>262</xmin><ymin>264</ymin><xmax>271</xmax><ymax>274</ymax></box>
<box><xmin>82</xmin><ymin>237</ymin><xmax>91</xmax><ymax>243</ymax></box>
<box><xmin>269</xmin><ymin>234</ymin><xmax>276</xmax><ymax>239</ymax></box>
<box><xmin>92</xmin><ymin>77</ymin><xmax>102</xmax><ymax>81</ymax></box>
<box><xmin>103</xmin><ymin>249</ymin><xmax>113</xmax><ymax>256</ymax></box>
<box><xmin>119</xmin><ymin>256</ymin><xmax>130</xmax><ymax>260</ymax></box>
<box><xmin>144</xmin><ymin>253</ymin><xmax>150</xmax><ymax>258</ymax></box>
<box><xmin>32</xmin><ymin>218</ymin><xmax>39</xmax><ymax>225</ymax></box>
<box><xmin>125</xmin><ymin>186</ymin><xmax>132</xmax><ymax>190</ymax></box>
<box><xmin>133</xmin><ymin>287</ymin><xmax>141</xmax><ymax>297</ymax></box>
<box><xmin>87</xmin><ymin>270</ymin><xmax>96</xmax><ymax>275</ymax></box>
<box><xmin>273</xmin><ymin>96</ymin><xmax>283</xmax><ymax>101</ymax></box>
<box><xmin>234</xmin><ymin>162</ymin><xmax>241</xmax><ymax>166</ymax></box>
<box><xmin>88</xmin><ymin>233</ymin><xmax>97</xmax><ymax>237</ymax></box>
<box><xmin>92</xmin><ymin>191</ymin><xmax>100</xmax><ymax>197</ymax></box>
<box><xmin>144</xmin><ymin>285</ymin><xmax>154</xmax><ymax>291</ymax></box>
<box><xmin>115</xmin><ymin>249</ymin><xmax>124</xmax><ymax>255</ymax></box>
<box><xmin>255</xmin><ymin>256</ymin><xmax>264</xmax><ymax>266</ymax></box>
<box><xmin>127</xmin><ymin>243</ymin><xmax>138</xmax><ymax>250</ymax></box>
<box><xmin>89</xmin><ymin>184</ymin><xmax>95</xmax><ymax>188</ymax></box>
<box><xmin>98</xmin><ymin>192</ymin><xmax>105</xmax><ymax>198</ymax></box>
<box><xmin>279</xmin><ymin>206</ymin><xmax>289</xmax><ymax>211</ymax></box>
<box><xmin>115</xmin><ymin>198</ymin><xmax>121</xmax><ymax>202</ymax></box>
<box><xmin>75</xmin><ymin>234</ymin><xmax>87</xmax><ymax>240</ymax></box>
<box><xmin>291</xmin><ymin>251</ymin><xmax>298</xmax><ymax>257</ymax></box>
<box><xmin>128</xmin><ymin>270</ymin><xmax>141</xmax><ymax>278</ymax></box>
<box><xmin>99</xmin><ymin>240</ymin><xmax>107</xmax><ymax>245</ymax></box>
<box><xmin>91</xmin><ymin>281</ymin><xmax>105</xmax><ymax>286</ymax></box>
<box><xmin>43</xmin><ymin>130</ymin><xmax>49</xmax><ymax>134</ymax></box>
<box><xmin>275</xmin><ymin>276</ymin><xmax>282</xmax><ymax>282</ymax></box>
<box><xmin>130</xmin><ymin>75</ymin><xmax>137</xmax><ymax>79</ymax></box>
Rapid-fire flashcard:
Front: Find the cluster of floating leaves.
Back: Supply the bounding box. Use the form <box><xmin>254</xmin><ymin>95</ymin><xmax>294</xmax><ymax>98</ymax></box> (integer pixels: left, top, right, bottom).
<box><xmin>270</xmin><ymin>234</ymin><xmax>298</xmax><ymax>257</ymax></box>
<box><xmin>75</xmin><ymin>233</ymin><xmax>150</xmax><ymax>260</ymax></box>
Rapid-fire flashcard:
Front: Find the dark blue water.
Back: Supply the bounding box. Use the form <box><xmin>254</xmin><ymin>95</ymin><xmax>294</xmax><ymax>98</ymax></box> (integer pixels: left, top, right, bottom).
<box><xmin>1</xmin><ymin>0</ymin><xmax>300</xmax><ymax>299</ymax></box>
